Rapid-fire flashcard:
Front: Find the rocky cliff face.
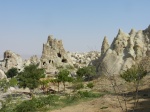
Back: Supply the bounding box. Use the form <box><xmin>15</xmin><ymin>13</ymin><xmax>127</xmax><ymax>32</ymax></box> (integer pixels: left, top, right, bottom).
<box><xmin>0</xmin><ymin>50</ymin><xmax>23</xmax><ymax>72</ymax></box>
<box><xmin>40</xmin><ymin>35</ymin><xmax>73</xmax><ymax>74</ymax></box>
<box><xmin>97</xmin><ymin>26</ymin><xmax>150</xmax><ymax>75</ymax></box>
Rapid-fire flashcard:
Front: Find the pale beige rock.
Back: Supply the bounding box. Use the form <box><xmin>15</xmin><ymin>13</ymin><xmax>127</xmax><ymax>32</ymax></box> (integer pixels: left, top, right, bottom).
<box><xmin>97</xmin><ymin>26</ymin><xmax>150</xmax><ymax>75</ymax></box>
<box><xmin>0</xmin><ymin>50</ymin><xmax>23</xmax><ymax>72</ymax></box>
<box><xmin>101</xmin><ymin>36</ymin><xmax>109</xmax><ymax>55</ymax></box>
<box><xmin>40</xmin><ymin>35</ymin><xmax>73</xmax><ymax>73</ymax></box>
<box><xmin>0</xmin><ymin>69</ymin><xmax>7</xmax><ymax>79</ymax></box>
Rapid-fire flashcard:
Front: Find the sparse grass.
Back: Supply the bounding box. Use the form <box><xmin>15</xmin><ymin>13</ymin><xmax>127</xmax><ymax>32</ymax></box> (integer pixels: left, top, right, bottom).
<box><xmin>0</xmin><ymin>91</ymin><xmax>104</xmax><ymax>112</ymax></box>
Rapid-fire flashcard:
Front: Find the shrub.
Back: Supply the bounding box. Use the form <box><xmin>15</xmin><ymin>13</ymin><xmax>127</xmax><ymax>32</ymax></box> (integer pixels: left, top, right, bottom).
<box><xmin>0</xmin><ymin>79</ymin><xmax>9</xmax><ymax>92</ymax></box>
<box><xmin>15</xmin><ymin>95</ymin><xmax>59</xmax><ymax>112</ymax></box>
<box><xmin>9</xmin><ymin>77</ymin><xmax>18</xmax><ymax>87</ymax></box>
<box><xmin>120</xmin><ymin>65</ymin><xmax>147</xmax><ymax>83</ymax></box>
<box><xmin>6</xmin><ymin>67</ymin><xmax>18</xmax><ymax>78</ymax></box>
<box><xmin>73</xmin><ymin>83</ymin><xmax>84</xmax><ymax>90</ymax></box>
<box><xmin>87</xmin><ymin>82</ymin><xmax>94</xmax><ymax>88</ymax></box>
<box><xmin>17</xmin><ymin>64</ymin><xmax>45</xmax><ymax>95</ymax></box>
<box><xmin>76</xmin><ymin>66</ymin><xmax>96</xmax><ymax>81</ymax></box>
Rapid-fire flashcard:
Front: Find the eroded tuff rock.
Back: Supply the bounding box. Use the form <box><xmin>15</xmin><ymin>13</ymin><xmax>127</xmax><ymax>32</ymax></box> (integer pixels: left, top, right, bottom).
<box><xmin>97</xmin><ymin>26</ymin><xmax>150</xmax><ymax>75</ymax></box>
<box><xmin>101</xmin><ymin>36</ymin><xmax>109</xmax><ymax>55</ymax></box>
<box><xmin>70</xmin><ymin>51</ymin><xmax>100</xmax><ymax>68</ymax></box>
<box><xmin>0</xmin><ymin>50</ymin><xmax>23</xmax><ymax>72</ymax></box>
<box><xmin>0</xmin><ymin>69</ymin><xmax>7</xmax><ymax>79</ymax></box>
<box><xmin>40</xmin><ymin>35</ymin><xmax>73</xmax><ymax>74</ymax></box>
<box><xmin>24</xmin><ymin>55</ymin><xmax>40</xmax><ymax>66</ymax></box>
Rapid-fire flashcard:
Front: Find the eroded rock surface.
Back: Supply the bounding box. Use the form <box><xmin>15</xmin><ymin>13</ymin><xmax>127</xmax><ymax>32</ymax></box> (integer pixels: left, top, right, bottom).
<box><xmin>40</xmin><ymin>35</ymin><xmax>73</xmax><ymax>74</ymax></box>
<box><xmin>97</xmin><ymin>26</ymin><xmax>150</xmax><ymax>75</ymax></box>
<box><xmin>0</xmin><ymin>50</ymin><xmax>23</xmax><ymax>72</ymax></box>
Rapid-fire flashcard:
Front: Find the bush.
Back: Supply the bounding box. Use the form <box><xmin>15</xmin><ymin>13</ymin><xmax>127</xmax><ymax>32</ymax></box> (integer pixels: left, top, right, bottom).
<box><xmin>17</xmin><ymin>64</ymin><xmax>45</xmax><ymax>92</ymax></box>
<box><xmin>6</xmin><ymin>67</ymin><xmax>18</xmax><ymax>78</ymax></box>
<box><xmin>15</xmin><ymin>95</ymin><xmax>59</xmax><ymax>112</ymax></box>
<box><xmin>9</xmin><ymin>78</ymin><xmax>18</xmax><ymax>87</ymax></box>
<box><xmin>87</xmin><ymin>82</ymin><xmax>94</xmax><ymax>88</ymax></box>
<box><xmin>120</xmin><ymin>65</ymin><xmax>147</xmax><ymax>82</ymax></box>
<box><xmin>0</xmin><ymin>79</ymin><xmax>9</xmax><ymax>92</ymax></box>
<box><xmin>76</xmin><ymin>66</ymin><xmax>96</xmax><ymax>81</ymax></box>
<box><xmin>73</xmin><ymin>83</ymin><xmax>84</xmax><ymax>90</ymax></box>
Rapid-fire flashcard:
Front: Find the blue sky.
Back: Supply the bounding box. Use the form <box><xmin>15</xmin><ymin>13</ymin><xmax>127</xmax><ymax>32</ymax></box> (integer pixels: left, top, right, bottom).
<box><xmin>0</xmin><ymin>0</ymin><xmax>150</xmax><ymax>59</ymax></box>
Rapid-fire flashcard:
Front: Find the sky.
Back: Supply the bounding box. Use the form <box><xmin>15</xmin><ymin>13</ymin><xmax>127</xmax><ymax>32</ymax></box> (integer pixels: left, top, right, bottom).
<box><xmin>0</xmin><ymin>0</ymin><xmax>150</xmax><ymax>59</ymax></box>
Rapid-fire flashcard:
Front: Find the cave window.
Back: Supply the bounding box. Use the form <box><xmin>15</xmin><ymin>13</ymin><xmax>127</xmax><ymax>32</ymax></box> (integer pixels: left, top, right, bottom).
<box><xmin>7</xmin><ymin>56</ymin><xmax>10</xmax><ymax>58</ymax></box>
<box><xmin>43</xmin><ymin>62</ymin><xmax>46</xmax><ymax>65</ymax></box>
<box><xmin>62</xmin><ymin>59</ymin><xmax>67</xmax><ymax>63</ymax></box>
<box><xmin>57</xmin><ymin>53</ymin><xmax>61</xmax><ymax>58</ymax></box>
<box><xmin>52</xmin><ymin>60</ymin><xmax>54</xmax><ymax>64</ymax></box>
<box><xmin>49</xmin><ymin>60</ymin><xmax>51</xmax><ymax>63</ymax></box>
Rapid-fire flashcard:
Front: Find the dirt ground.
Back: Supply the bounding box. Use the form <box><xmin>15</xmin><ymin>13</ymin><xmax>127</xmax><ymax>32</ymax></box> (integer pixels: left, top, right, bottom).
<box><xmin>50</xmin><ymin>75</ymin><xmax>150</xmax><ymax>112</ymax></box>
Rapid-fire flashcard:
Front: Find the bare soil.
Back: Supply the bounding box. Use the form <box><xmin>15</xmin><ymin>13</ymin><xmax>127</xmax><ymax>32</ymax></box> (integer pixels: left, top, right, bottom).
<box><xmin>50</xmin><ymin>75</ymin><xmax>150</xmax><ymax>112</ymax></box>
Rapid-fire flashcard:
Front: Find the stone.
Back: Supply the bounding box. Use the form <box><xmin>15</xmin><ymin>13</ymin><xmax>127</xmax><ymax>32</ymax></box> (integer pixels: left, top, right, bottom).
<box><xmin>0</xmin><ymin>50</ymin><xmax>23</xmax><ymax>72</ymax></box>
<box><xmin>40</xmin><ymin>35</ymin><xmax>73</xmax><ymax>73</ymax></box>
<box><xmin>24</xmin><ymin>55</ymin><xmax>40</xmax><ymax>66</ymax></box>
<box><xmin>101</xmin><ymin>36</ymin><xmax>109</xmax><ymax>55</ymax></box>
<box><xmin>0</xmin><ymin>69</ymin><xmax>7</xmax><ymax>79</ymax></box>
<box><xmin>97</xmin><ymin>26</ymin><xmax>150</xmax><ymax>75</ymax></box>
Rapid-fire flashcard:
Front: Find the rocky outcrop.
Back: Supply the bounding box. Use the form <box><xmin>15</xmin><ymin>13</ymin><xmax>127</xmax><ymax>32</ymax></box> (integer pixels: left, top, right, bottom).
<box><xmin>40</xmin><ymin>35</ymin><xmax>73</xmax><ymax>74</ymax></box>
<box><xmin>70</xmin><ymin>51</ymin><xmax>100</xmax><ymax>68</ymax></box>
<box><xmin>101</xmin><ymin>36</ymin><xmax>109</xmax><ymax>55</ymax></box>
<box><xmin>24</xmin><ymin>55</ymin><xmax>40</xmax><ymax>66</ymax></box>
<box><xmin>0</xmin><ymin>50</ymin><xmax>23</xmax><ymax>72</ymax></box>
<box><xmin>0</xmin><ymin>69</ymin><xmax>7</xmax><ymax>79</ymax></box>
<box><xmin>97</xmin><ymin>26</ymin><xmax>150</xmax><ymax>75</ymax></box>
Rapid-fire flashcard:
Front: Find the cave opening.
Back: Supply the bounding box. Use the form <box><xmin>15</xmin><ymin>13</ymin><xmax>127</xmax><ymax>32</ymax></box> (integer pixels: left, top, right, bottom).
<box><xmin>57</xmin><ymin>53</ymin><xmax>61</xmax><ymax>58</ymax></box>
<box><xmin>62</xmin><ymin>59</ymin><xmax>67</xmax><ymax>63</ymax></box>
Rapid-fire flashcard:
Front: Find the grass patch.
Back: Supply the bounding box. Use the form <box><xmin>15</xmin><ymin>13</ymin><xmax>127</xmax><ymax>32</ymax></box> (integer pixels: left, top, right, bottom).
<box><xmin>0</xmin><ymin>91</ymin><xmax>103</xmax><ymax>112</ymax></box>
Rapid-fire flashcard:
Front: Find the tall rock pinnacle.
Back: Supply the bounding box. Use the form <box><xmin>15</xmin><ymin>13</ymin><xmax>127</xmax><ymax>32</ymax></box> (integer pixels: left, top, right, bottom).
<box><xmin>101</xmin><ymin>36</ymin><xmax>109</xmax><ymax>55</ymax></box>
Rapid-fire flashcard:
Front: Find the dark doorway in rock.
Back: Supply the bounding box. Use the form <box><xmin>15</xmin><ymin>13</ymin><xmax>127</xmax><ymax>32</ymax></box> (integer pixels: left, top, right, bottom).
<box><xmin>49</xmin><ymin>60</ymin><xmax>51</xmax><ymax>63</ymax></box>
<box><xmin>57</xmin><ymin>53</ymin><xmax>61</xmax><ymax>58</ymax></box>
<box><xmin>43</xmin><ymin>62</ymin><xmax>46</xmax><ymax>65</ymax></box>
<box><xmin>62</xmin><ymin>59</ymin><xmax>67</xmax><ymax>63</ymax></box>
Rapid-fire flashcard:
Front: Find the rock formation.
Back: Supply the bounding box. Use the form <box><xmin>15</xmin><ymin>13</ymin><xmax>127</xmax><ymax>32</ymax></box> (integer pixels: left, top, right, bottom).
<box><xmin>24</xmin><ymin>55</ymin><xmax>40</xmax><ymax>66</ymax></box>
<box><xmin>97</xmin><ymin>26</ymin><xmax>150</xmax><ymax>75</ymax></box>
<box><xmin>70</xmin><ymin>51</ymin><xmax>100</xmax><ymax>68</ymax></box>
<box><xmin>0</xmin><ymin>69</ymin><xmax>7</xmax><ymax>79</ymax></box>
<box><xmin>0</xmin><ymin>50</ymin><xmax>23</xmax><ymax>72</ymax></box>
<box><xmin>101</xmin><ymin>36</ymin><xmax>109</xmax><ymax>55</ymax></box>
<box><xmin>40</xmin><ymin>35</ymin><xmax>73</xmax><ymax>74</ymax></box>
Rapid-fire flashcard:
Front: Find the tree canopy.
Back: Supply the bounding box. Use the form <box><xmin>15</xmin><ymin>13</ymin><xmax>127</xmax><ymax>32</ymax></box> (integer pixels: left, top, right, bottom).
<box><xmin>6</xmin><ymin>67</ymin><xmax>18</xmax><ymax>78</ymax></box>
<box><xmin>17</xmin><ymin>64</ymin><xmax>45</xmax><ymax>90</ymax></box>
<box><xmin>76</xmin><ymin>66</ymin><xmax>96</xmax><ymax>81</ymax></box>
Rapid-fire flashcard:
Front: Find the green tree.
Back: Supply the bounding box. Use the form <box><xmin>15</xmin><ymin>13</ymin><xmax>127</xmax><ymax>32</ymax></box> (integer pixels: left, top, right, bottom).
<box><xmin>17</xmin><ymin>64</ymin><xmax>45</xmax><ymax>96</ymax></box>
<box><xmin>0</xmin><ymin>79</ymin><xmax>10</xmax><ymax>92</ymax></box>
<box><xmin>6</xmin><ymin>67</ymin><xmax>18</xmax><ymax>78</ymax></box>
<box><xmin>57</xmin><ymin>69</ymin><xmax>73</xmax><ymax>92</ymax></box>
<box><xmin>51</xmin><ymin>78</ymin><xmax>61</xmax><ymax>93</ymax></box>
<box><xmin>76</xmin><ymin>66</ymin><xmax>96</xmax><ymax>81</ymax></box>
<box><xmin>120</xmin><ymin>65</ymin><xmax>147</xmax><ymax>83</ymax></box>
<box><xmin>9</xmin><ymin>77</ymin><xmax>18</xmax><ymax>87</ymax></box>
<box><xmin>120</xmin><ymin>65</ymin><xmax>147</xmax><ymax>111</ymax></box>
